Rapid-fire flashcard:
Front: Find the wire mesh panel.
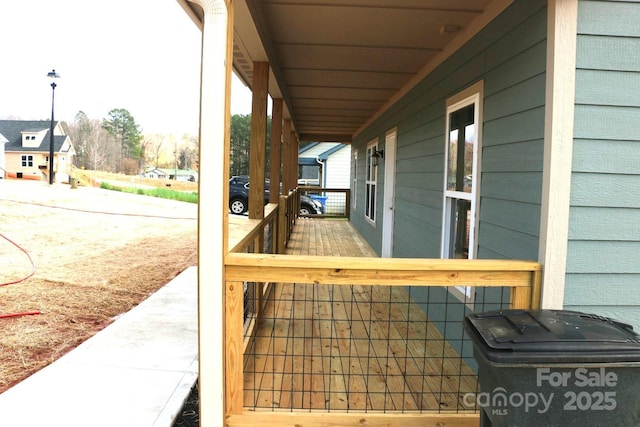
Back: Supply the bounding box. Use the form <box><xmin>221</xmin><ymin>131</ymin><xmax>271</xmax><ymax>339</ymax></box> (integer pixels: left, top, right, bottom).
<box><xmin>243</xmin><ymin>281</ymin><xmax>256</xmax><ymax>326</ymax></box>
<box><xmin>298</xmin><ymin>188</ymin><xmax>350</xmax><ymax>217</ymax></box>
<box><xmin>243</xmin><ymin>282</ymin><xmax>514</xmax><ymax>413</ymax></box>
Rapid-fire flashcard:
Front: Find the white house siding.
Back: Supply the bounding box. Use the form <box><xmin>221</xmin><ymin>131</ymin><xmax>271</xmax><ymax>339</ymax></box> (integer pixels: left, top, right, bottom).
<box><xmin>301</xmin><ymin>142</ymin><xmax>341</xmax><ymax>159</ymax></box>
<box><xmin>324</xmin><ymin>145</ymin><xmax>350</xmax><ymax>188</ymax></box>
<box><xmin>324</xmin><ymin>145</ymin><xmax>351</xmax><ymax>214</ymax></box>
<box><xmin>565</xmin><ymin>0</ymin><xmax>640</xmax><ymax>328</ymax></box>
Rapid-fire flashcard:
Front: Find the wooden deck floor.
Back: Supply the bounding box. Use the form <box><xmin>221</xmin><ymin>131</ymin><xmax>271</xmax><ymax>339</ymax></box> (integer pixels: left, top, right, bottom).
<box><xmin>243</xmin><ymin>219</ymin><xmax>478</xmax><ymax>413</ymax></box>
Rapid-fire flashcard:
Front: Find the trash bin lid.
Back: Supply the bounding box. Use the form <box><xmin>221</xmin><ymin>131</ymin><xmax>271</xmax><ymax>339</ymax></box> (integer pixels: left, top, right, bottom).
<box><xmin>464</xmin><ymin>309</ymin><xmax>640</xmax><ymax>363</ymax></box>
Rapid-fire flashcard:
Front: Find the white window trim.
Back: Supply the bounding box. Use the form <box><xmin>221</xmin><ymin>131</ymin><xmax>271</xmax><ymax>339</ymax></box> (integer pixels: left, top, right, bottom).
<box><xmin>441</xmin><ymin>81</ymin><xmax>484</xmax><ymax>299</ymax></box>
<box><xmin>352</xmin><ymin>151</ymin><xmax>358</xmax><ymax>210</ymax></box>
<box><xmin>365</xmin><ymin>139</ymin><xmax>378</xmax><ymax>225</ymax></box>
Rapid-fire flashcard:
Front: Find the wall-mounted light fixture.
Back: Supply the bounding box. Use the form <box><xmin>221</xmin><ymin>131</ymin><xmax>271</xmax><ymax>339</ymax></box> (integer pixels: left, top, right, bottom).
<box><xmin>372</xmin><ymin>149</ymin><xmax>384</xmax><ymax>166</ymax></box>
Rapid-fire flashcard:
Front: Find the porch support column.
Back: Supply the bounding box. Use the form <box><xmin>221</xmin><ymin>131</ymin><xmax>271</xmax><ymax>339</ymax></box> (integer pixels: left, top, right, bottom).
<box><xmin>249</xmin><ymin>61</ymin><xmax>269</xmax><ymax>220</ymax></box>
<box><xmin>539</xmin><ymin>0</ymin><xmax>578</xmax><ymax>308</ymax></box>
<box><xmin>290</xmin><ymin>131</ymin><xmax>299</xmax><ymax>190</ymax></box>
<box><xmin>282</xmin><ymin>119</ymin><xmax>293</xmax><ymax>193</ymax></box>
<box><xmin>189</xmin><ymin>0</ymin><xmax>233</xmax><ymax>425</ymax></box>
<box><xmin>269</xmin><ymin>98</ymin><xmax>283</xmax><ymax>203</ymax></box>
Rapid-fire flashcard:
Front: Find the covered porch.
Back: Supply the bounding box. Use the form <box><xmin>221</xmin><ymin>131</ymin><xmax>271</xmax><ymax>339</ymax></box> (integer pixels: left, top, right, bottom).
<box><xmin>224</xmin><ymin>205</ymin><xmax>540</xmax><ymax>426</ymax></box>
<box><xmin>242</xmin><ymin>218</ymin><xmax>479</xmax><ymax>413</ymax></box>
<box><xmin>177</xmin><ymin>1</ymin><xmax>553</xmax><ymax>426</ymax></box>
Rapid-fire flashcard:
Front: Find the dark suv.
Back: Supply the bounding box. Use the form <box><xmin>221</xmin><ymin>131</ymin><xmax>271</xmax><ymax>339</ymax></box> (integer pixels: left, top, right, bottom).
<box><xmin>229</xmin><ymin>176</ymin><xmax>323</xmax><ymax>215</ymax></box>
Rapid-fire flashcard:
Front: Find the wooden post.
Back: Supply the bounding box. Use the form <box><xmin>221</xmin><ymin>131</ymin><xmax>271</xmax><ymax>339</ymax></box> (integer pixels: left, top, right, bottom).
<box><xmin>510</xmin><ymin>286</ymin><xmax>532</xmax><ymax>310</ymax></box>
<box><xmin>290</xmin><ymin>131</ymin><xmax>299</xmax><ymax>216</ymax></box>
<box><xmin>248</xmin><ymin>61</ymin><xmax>269</xmax><ymax>221</ymax></box>
<box><xmin>278</xmin><ymin>195</ymin><xmax>287</xmax><ymax>253</ymax></box>
<box><xmin>225</xmin><ymin>279</ymin><xmax>244</xmax><ymax>415</ymax></box>
<box><xmin>345</xmin><ymin>189</ymin><xmax>351</xmax><ymax>219</ymax></box>
<box><xmin>282</xmin><ymin>119</ymin><xmax>292</xmax><ymax>193</ymax></box>
<box><xmin>269</xmin><ymin>98</ymin><xmax>283</xmax><ymax>204</ymax></box>
<box><xmin>290</xmin><ymin>130</ymin><xmax>298</xmax><ymax>192</ymax></box>
<box><xmin>192</xmin><ymin>0</ymin><xmax>233</xmax><ymax>425</ymax></box>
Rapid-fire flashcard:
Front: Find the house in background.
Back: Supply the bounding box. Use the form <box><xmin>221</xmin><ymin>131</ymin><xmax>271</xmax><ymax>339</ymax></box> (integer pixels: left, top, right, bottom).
<box><xmin>143</xmin><ymin>167</ymin><xmax>198</xmax><ymax>182</ymax></box>
<box><xmin>142</xmin><ymin>167</ymin><xmax>170</xmax><ymax>179</ymax></box>
<box><xmin>298</xmin><ymin>142</ymin><xmax>351</xmax><ymax>214</ymax></box>
<box><xmin>298</xmin><ymin>142</ymin><xmax>350</xmax><ymax>188</ymax></box>
<box><xmin>0</xmin><ymin>120</ymin><xmax>75</xmax><ymax>183</ymax></box>
<box><xmin>0</xmin><ymin>132</ymin><xmax>7</xmax><ymax>178</ymax></box>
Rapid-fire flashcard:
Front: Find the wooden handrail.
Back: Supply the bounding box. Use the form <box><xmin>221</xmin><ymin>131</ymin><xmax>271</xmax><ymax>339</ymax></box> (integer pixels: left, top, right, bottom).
<box><xmin>229</xmin><ymin>203</ymin><xmax>278</xmax><ymax>254</ymax></box>
<box><xmin>226</xmin><ymin>253</ymin><xmax>540</xmax><ymax>288</ymax></box>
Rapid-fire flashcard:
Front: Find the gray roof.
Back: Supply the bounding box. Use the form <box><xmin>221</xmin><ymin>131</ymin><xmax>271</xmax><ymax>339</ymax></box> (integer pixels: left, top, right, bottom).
<box><xmin>0</xmin><ymin>119</ymin><xmax>68</xmax><ymax>153</ymax></box>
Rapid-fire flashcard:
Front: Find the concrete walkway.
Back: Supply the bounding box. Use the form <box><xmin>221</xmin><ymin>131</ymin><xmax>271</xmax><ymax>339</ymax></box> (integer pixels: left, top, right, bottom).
<box><xmin>0</xmin><ymin>267</ymin><xmax>198</xmax><ymax>427</ymax></box>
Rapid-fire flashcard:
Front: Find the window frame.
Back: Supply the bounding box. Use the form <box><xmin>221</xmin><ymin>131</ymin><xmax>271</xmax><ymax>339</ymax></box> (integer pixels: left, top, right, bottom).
<box><xmin>21</xmin><ymin>154</ymin><xmax>34</xmax><ymax>167</ymax></box>
<box><xmin>365</xmin><ymin>139</ymin><xmax>378</xmax><ymax>224</ymax></box>
<box><xmin>441</xmin><ymin>81</ymin><xmax>484</xmax><ymax>298</ymax></box>
<box><xmin>352</xmin><ymin>150</ymin><xmax>358</xmax><ymax>210</ymax></box>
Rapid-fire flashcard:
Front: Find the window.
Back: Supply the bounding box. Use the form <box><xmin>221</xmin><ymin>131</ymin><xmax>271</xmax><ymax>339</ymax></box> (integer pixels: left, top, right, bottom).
<box><xmin>21</xmin><ymin>155</ymin><xmax>33</xmax><ymax>167</ymax></box>
<box><xmin>352</xmin><ymin>151</ymin><xmax>358</xmax><ymax>209</ymax></box>
<box><xmin>442</xmin><ymin>82</ymin><xmax>483</xmax><ymax>295</ymax></box>
<box><xmin>365</xmin><ymin>140</ymin><xmax>378</xmax><ymax>223</ymax></box>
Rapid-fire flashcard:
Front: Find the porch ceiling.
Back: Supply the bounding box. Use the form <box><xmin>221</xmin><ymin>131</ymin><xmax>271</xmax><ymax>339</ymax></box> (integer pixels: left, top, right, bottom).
<box><xmin>181</xmin><ymin>0</ymin><xmax>502</xmax><ymax>142</ymax></box>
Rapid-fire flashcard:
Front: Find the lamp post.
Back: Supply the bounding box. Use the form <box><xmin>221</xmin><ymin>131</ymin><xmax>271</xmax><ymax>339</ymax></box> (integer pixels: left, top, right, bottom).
<box><xmin>47</xmin><ymin>69</ymin><xmax>60</xmax><ymax>185</ymax></box>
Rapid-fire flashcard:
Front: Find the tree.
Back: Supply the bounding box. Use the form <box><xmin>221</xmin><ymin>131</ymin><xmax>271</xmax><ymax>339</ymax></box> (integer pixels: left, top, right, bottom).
<box><xmin>65</xmin><ymin>111</ymin><xmax>92</xmax><ymax>168</ymax></box>
<box><xmin>102</xmin><ymin>108</ymin><xmax>143</xmax><ymax>173</ymax></box>
<box><xmin>139</xmin><ymin>137</ymin><xmax>152</xmax><ymax>170</ymax></box>
<box><xmin>178</xmin><ymin>134</ymin><xmax>198</xmax><ymax>170</ymax></box>
<box><xmin>229</xmin><ymin>114</ymin><xmax>272</xmax><ymax>177</ymax></box>
<box><xmin>230</xmin><ymin>114</ymin><xmax>251</xmax><ymax>176</ymax></box>
<box><xmin>66</xmin><ymin>111</ymin><xmax>112</xmax><ymax>171</ymax></box>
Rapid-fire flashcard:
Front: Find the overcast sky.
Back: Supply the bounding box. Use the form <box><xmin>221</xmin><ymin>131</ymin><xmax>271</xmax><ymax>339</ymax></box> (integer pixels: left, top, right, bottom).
<box><xmin>0</xmin><ymin>0</ymin><xmax>253</xmax><ymax>136</ymax></box>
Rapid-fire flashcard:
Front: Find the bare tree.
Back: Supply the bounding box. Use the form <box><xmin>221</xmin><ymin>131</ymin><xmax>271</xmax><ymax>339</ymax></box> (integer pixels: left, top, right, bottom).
<box><xmin>178</xmin><ymin>133</ymin><xmax>199</xmax><ymax>170</ymax></box>
<box><xmin>85</xmin><ymin>124</ymin><xmax>111</xmax><ymax>171</ymax></box>
<box><xmin>66</xmin><ymin>112</ymin><xmax>112</xmax><ymax>171</ymax></box>
<box><xmin>153</xmin><ymin>137</ymin><xmax>164</xmax><ymax>168</ymax></box>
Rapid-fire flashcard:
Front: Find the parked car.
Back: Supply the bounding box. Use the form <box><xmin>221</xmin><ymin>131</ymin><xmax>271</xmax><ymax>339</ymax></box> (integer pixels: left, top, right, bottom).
<box><xmin>228</xmin><ymin>176</ymin><xmax>323</xmax><ymax>215</ymax></box>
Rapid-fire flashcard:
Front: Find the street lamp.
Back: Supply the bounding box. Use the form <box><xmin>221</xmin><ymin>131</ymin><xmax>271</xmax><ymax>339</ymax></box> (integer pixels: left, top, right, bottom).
<box><xmin>47</xmin><ymin>69</ymin><xmax>60</xmax><ymax>185</ymax></box>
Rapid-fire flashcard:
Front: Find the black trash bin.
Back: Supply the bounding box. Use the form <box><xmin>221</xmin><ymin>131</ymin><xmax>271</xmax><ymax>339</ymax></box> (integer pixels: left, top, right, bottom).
<box><xmin>464</xmin><ymin>309</ymin><xmax>640</xmax><ymax>427</ymax></box>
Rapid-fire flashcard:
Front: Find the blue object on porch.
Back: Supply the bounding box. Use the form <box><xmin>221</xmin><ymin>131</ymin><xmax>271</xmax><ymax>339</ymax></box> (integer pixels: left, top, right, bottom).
<box><xmin>309</xmin><ymin>195</ymin><xmax>327</xmax><ymax>209</ymax></box>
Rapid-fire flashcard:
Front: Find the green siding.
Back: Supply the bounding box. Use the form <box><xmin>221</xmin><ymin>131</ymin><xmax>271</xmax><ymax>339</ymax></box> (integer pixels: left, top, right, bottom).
<box><xmin>351</xmin><ymin>0</ymin><xmax>547</xmax><ymax>261</ymax></box>
<box><xmin>573</xmin><ymin>139</ymin><xmax>640</xmax><ymax>174</ymax></box>
<box><xmin>576</xmin><ymin>70</ymin><xmax>640</xmax><ymax>108</ymax></box>
<box><xmin>567</xmin><ymin>0</ymin><xmax>640</xmax><ymax>328</ymax></box>
<box><xmin>349</xmin><ymin>0</ymin><xmax>548</xmax><ymax>353</ymax></box>
<box><xmin>571</xmin><ymin>173</ymin><xmax>640</xmax><ymax>208</ymax></box>
<box><xmin>569</xmin><ymin>207</ymin><xmax>640</xmax><ymax>240</ymax></box>
<box><xmin>565</xmin><ymin>274</ymin><xmax>640</xmax><ymax>306</ymax></box>
<box><xmin>578</xmin><ymin>0</ymin><xmax>640</xmax><ymax>37</ymax></box>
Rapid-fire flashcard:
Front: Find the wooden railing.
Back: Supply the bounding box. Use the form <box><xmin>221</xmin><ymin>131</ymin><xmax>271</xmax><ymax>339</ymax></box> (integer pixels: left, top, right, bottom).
<box><xmin>224</xmin><ymin>192</ymin><xmax>542</xmax><ymax>427</ymax></box>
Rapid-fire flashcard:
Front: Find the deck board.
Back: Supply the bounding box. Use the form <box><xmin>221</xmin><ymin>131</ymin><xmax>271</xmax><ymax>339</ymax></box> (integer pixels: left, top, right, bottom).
<box><xmin>243</xmin><ymin>219</ymin><xmax>478</xmax><ymax>413</ymax></box>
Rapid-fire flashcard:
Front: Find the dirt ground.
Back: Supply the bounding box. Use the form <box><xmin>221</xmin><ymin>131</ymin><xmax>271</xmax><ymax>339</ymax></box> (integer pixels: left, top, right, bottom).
<box><xmin>0</xmin><ymin>178</ymin><xmax>197</xmax><ymax>393</ymax></box>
